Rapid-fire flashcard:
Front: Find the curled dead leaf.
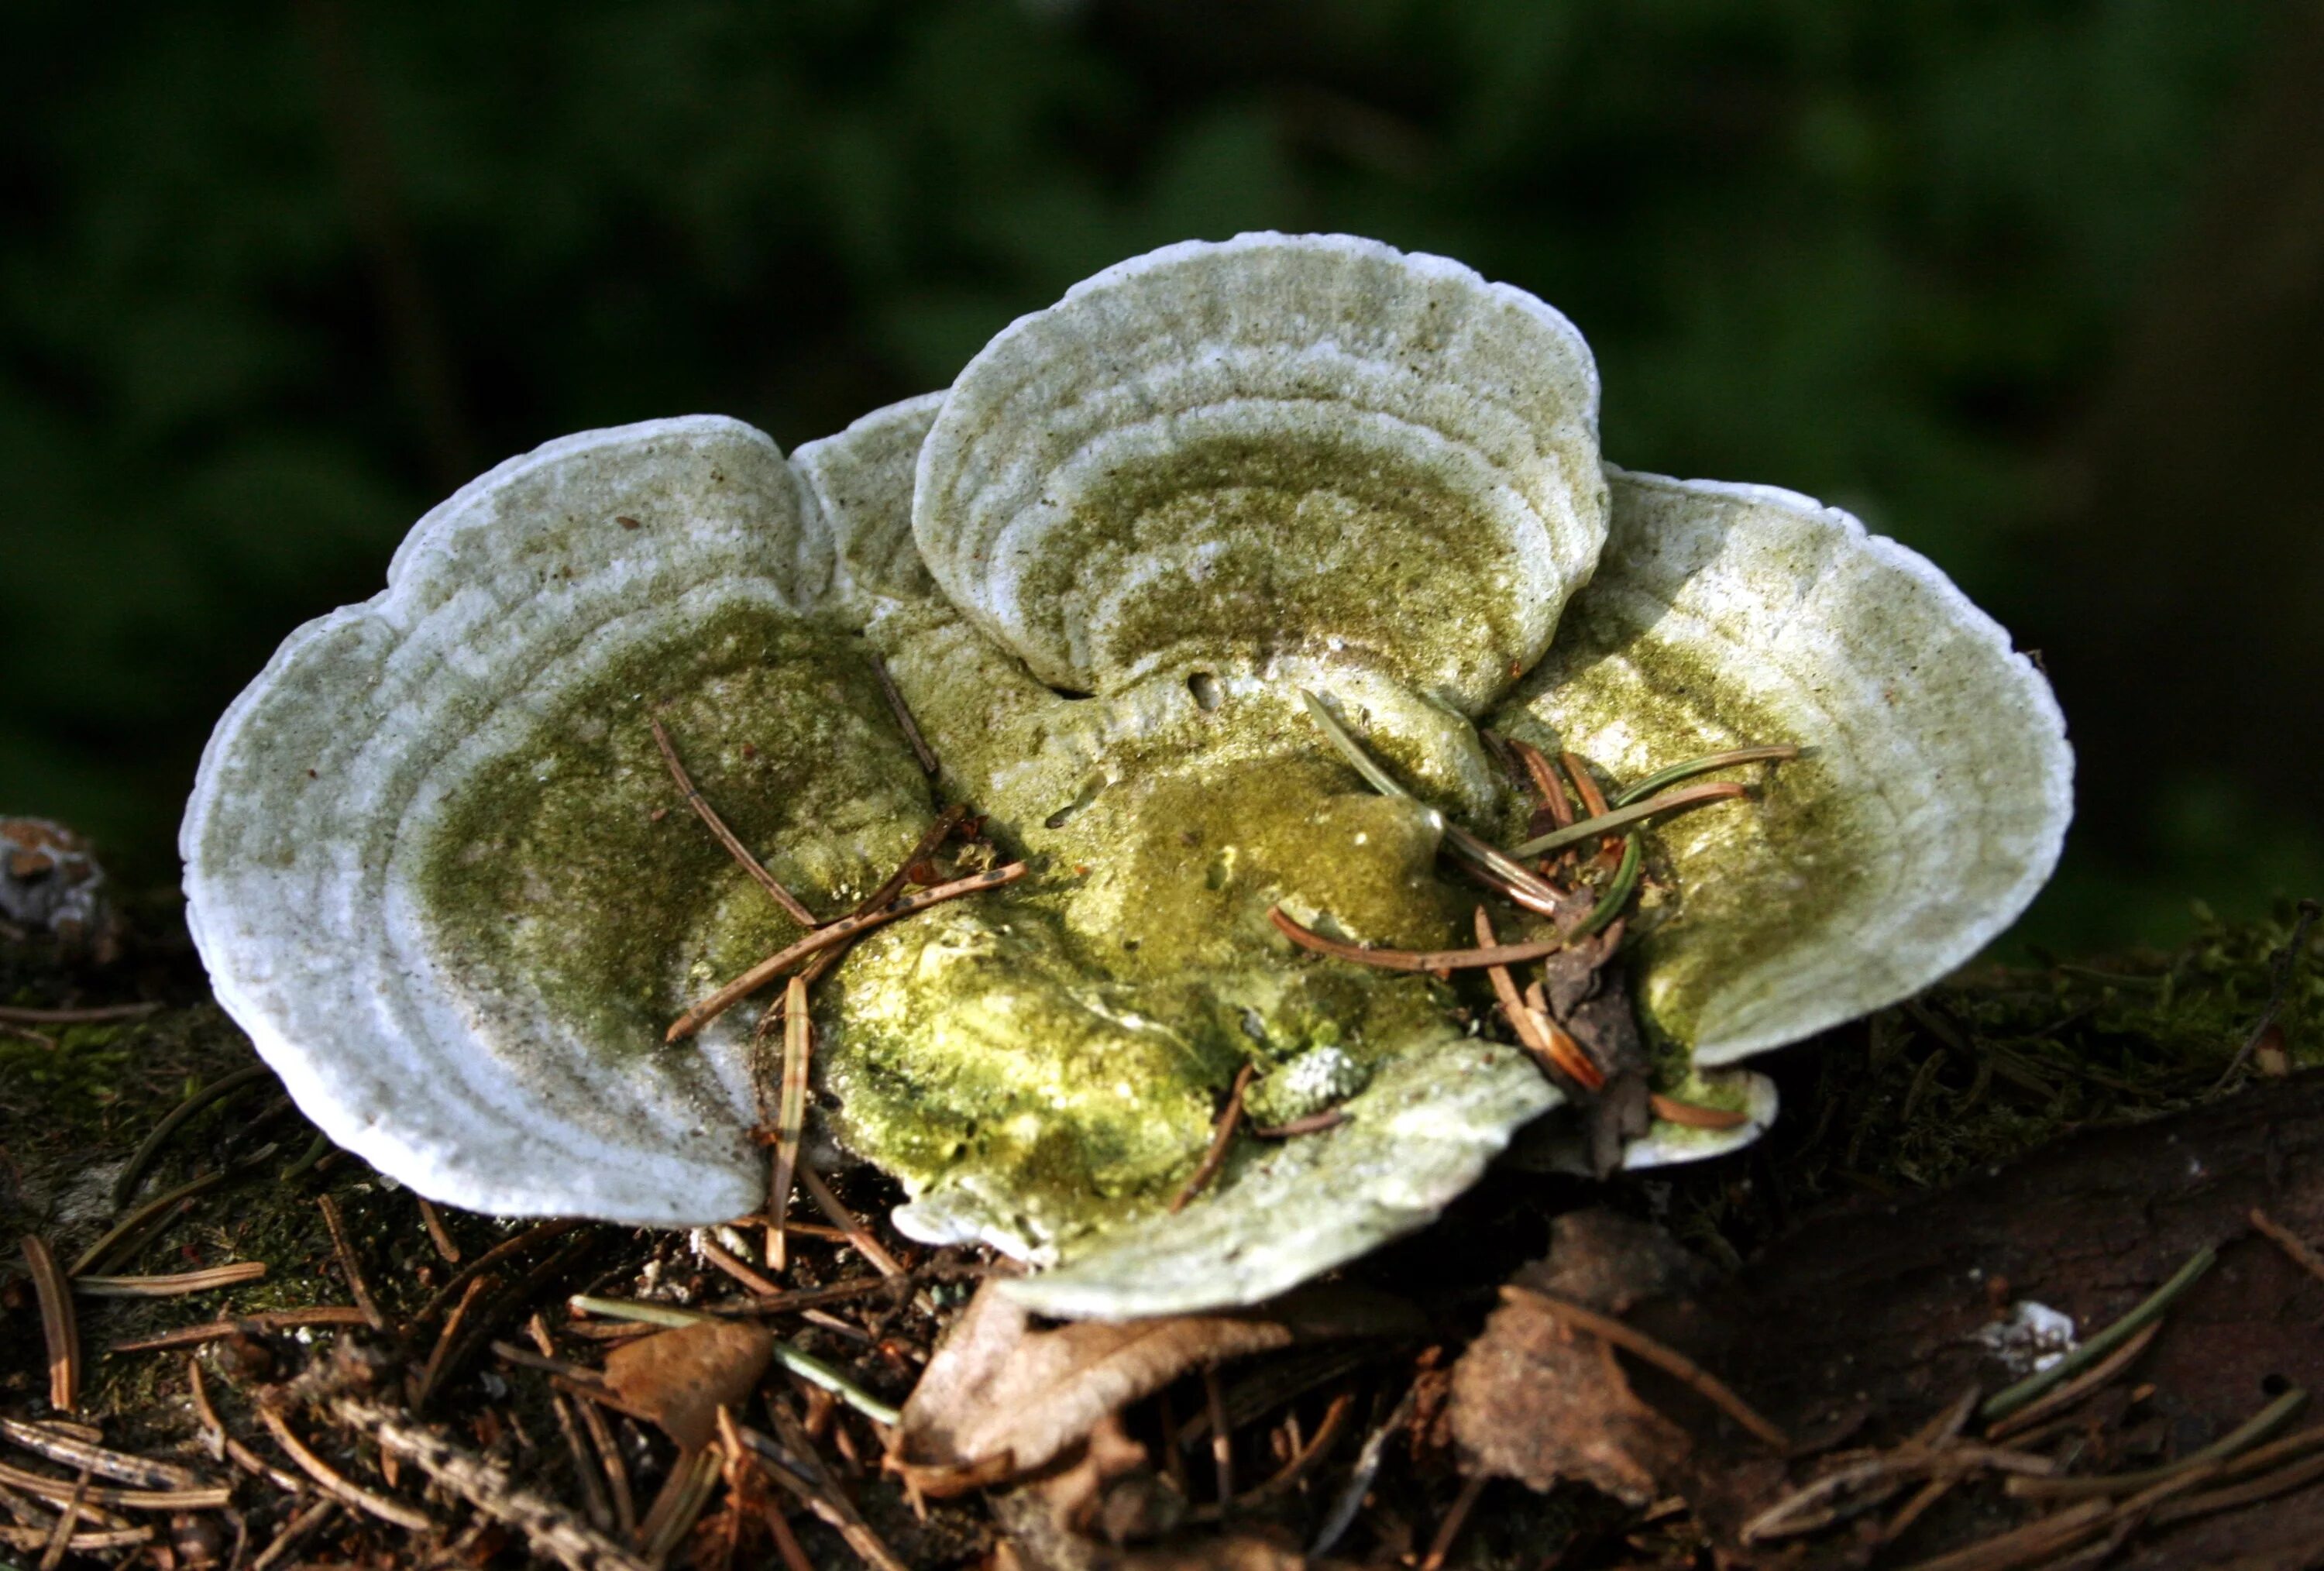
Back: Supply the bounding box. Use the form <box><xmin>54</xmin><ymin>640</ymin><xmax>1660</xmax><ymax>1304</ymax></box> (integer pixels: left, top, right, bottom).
<box><xmin>1449</xmin><ymin>1209</ymin><xmax>1707</xmax><ymax>1505</ymax></box>
<box><xmin>896</xmin><ymin>1281</ymin><xmax>1422</xmax><ymax>1485</ymax></box>
<box><xmin>601</xmin><ymin>1320</ymin><xmax>773</xmax><ymax>1452</ymax></box>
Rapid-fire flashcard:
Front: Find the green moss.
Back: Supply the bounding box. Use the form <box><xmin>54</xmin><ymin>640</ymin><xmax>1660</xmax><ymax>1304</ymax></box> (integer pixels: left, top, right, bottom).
<box><xmin>416</xmin><ymin>600</ymin><xmax>933</xmax><ymax>1053</ymax></box>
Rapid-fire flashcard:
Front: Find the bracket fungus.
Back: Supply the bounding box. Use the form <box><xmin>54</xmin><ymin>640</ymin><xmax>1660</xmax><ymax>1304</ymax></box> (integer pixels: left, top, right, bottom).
<box><xmin>182</xmin><ymin>233</ymin><xmax>2071</xmax><ymax>1319</ymax></box>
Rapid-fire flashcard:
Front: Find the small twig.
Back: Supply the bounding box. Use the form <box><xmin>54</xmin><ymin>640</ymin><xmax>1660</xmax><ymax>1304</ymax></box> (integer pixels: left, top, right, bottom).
<box><xmin>667</xmin><ymin>864</ymin><xmax>1028</xmax><ymax>1042</ymax></box>
<box><xmin>1985</xmin><ymin>1321</ymin><xmax>2161</xmax><ymax>1442</ymax></box>
<box><xmin>1502</xmin><ymin>1286</ymin><xmax>1789</xmax><ymax>1449</ymax></box>
<box><xmin>651</xmin><ymin>716</ymin><xmax>819</xmax><ymax>928</ymax></box>
<box><xmin>1979</xmin><ymin>1244</ymin><xmax>2216</xmax><ymax>1421</ymax></box>
<box><xmin>257</xmin><ymin>1404</ymin><xmax>434</xmax><ymax>1531</ymax></box>
<box><xmin>2218</xmin><ymin>898</ymin><xmax>2319</xmax><ymax>1085</ymax></box>
<box><xmin>416</xmin><ymin>1196</ymin><xmax>462</xmax><ymax>1263</ymax></box>
<box><xmin>2250</xmin><ymin>1207</ymin><xmax>2324</xmax><ymax>1290</ymax></box>
<box><xmin>870</xmin><ymin>655</ymin><xmax>938</xmax><ymax>775</ymax></box>
<box><xmin>334</xmin><ymin>1394</ymin><xmax>651</xmax><ymax>1571</ymax></box>
<box><xmin>1269</xmin><ymin>906</ymin><xmax>1562</xmax><ymax>973</ymax></box>
<box><xmin>109</xmin><ymin>1305</ymin><xmax>371</xmax><ymax>1353</ymax></box>
<box><xmin>797</xmin><ymin>1165</ymin><xmax>905</xmax><ymax>1278</ymax></box>
<box><xmin>19</xmin><ymin>1236</ymin><xmax>77</xmax><ymax>1411</ymax></box>
<box><xmin>73</xmin><ymin>1261</ymin><xmax>267</xmax><ymax>1298</ymax></box>
<box><xmin>0</xmin><ymin>1419</ymin><xmax>209</xmax><ymax>1491</ymax></box>
<box><xmin>112</xmin><ymin>1064</ymin><xmax>273</xmax><ymax>1208</ymax></box>
<box><xmin>0</xmin><ymin>1002</ymin><xmax>160</xmax><ymax>1026</ymax></box>
<box><xmin>1171</xmin><ymin>1064</ymin><xmax>1256</xmax><ymax>1213</ymax></box>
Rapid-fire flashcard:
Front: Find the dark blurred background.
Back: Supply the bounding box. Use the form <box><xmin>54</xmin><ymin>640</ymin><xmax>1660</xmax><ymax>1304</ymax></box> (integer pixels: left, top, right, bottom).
<box><xmin>5</xmin><ymin>0</ymin><xmax>2321</xmax><ymax>954</ymax></box>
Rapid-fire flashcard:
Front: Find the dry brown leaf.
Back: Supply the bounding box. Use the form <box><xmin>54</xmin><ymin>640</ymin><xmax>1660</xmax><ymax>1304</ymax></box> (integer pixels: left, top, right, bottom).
<box><xmin>600</xmin><ymin>1320</ymin><xmax>773</xmax><ymax>1452</ymax></box>
<box><xmin>897</xmin><ymin>1281</ymin><xmax>1420</xmax><ymax>1480</ymax></box>
<box><xmin>1449</xmin><ymin>1208</ymin><xmax>1707</xmax><ymax>1504</ymax></box>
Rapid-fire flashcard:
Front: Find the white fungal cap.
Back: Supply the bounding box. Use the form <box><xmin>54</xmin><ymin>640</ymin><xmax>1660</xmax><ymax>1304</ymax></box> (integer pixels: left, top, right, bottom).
<box><xmin>1499</xmin><ymin>468</ymin><xmax>2073</xmax><ymax>1070</ymax></box>
<box><xmin>180</xmin><ymin>416</ymin><xmax>886</xmax><ymax>1225</ymax></box>
<box><xmin>176</xmin><ymin>234</ymin><xmax>2075</xmax><ymax>1318</ymax></box>
<box><xmin>913</xmin><ymin>232</ymin><xmax>1607</xmax><ymax>713</ymax></box>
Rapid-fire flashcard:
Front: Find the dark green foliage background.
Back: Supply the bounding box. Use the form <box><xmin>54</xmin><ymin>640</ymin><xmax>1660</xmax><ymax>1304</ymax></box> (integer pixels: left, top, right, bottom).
<box><xmin>5</xmin><ymin>0</ymin><xmax>2317</xmax><ymax>950</ymax></box>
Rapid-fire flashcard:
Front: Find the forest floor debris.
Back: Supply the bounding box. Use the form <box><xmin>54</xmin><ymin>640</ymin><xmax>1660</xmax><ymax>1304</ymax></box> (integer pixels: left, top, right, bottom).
<box><xmin>2</xmin><ymin>859</ymin><xmax>2322</xmax><ymax>1567</ymax></box>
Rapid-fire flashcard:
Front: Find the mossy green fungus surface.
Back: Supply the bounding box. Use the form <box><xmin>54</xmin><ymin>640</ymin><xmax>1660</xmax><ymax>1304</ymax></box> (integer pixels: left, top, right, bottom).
<box><xmin>417</xmin><ymin>603</ymin><xmax>931</xmax><ymax>1057</ymax></box>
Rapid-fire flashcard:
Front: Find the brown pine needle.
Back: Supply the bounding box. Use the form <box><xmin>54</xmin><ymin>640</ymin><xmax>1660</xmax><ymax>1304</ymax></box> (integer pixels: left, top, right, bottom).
<box><xmin>258</xmin><ymin>1405</ymin><xmax>434</xmax><ymax>1531</ymax></box>
<box><xmin>1171</xmin><ymin>1064</ymin><xmax>1256</xmax><ymax>1213</ymax></box>
<box><xmin>700</xmin><ymin>1235</ymin><xmax>784</xmax><ymax>1297</ymax></box>
<box><xmin>1509</xmin><ymin>780</ymin><xmax>1753</xmax><ymax>858</ymax></box>
<box><xmin>316</xmin><ymin>1194</ymin><xmax>384</xmax><ymax>1330</ymax></box>
<box><xmin>414</xmin><ymin>1216</ymin><xmax>589</xmax><ymax>1325</ymax></box>
<box><xmin>850</xmin><ymin>804</ymin><xmax>968</xmax><ymax>920</ymax></box>
<box><xmin>769</xmin><ymin>976</ymin><xmax>813</xmax><ymax>1274</ymax></box>
<box><xmin>74</xmin><ymin>1262</ymin><xmax>267</xmax><ymax>1298</ymax></box>
<box><xmin>1503</xmin><ymin>1286</ymin><xmax>1789</xmax><ymax>1449</ymax></box>
<box><xmin>1985</xmin><ymin>1321</ymin><xmax>2161</xmax><ymax>1442</ymax></box>
<box><xmin>798</xmin><ymin>1165</ymin><xmax>905</xmax><ymax>1278</ymax></box>
<box><xmin>668</xmin><ymin>863</ymin><xmax>1028</xmax><ymax>1041</ymax></box>
<box><xmin>1648</xmin><ymin>1094</ymin><xmax>1751</xmax><ymax>1131</ymax></box>
<box><xmin>651</xmin><ymin>715</ymin><xmax>820</xmax><ymax>928</ymax></box>
<box><xmin>110</xmin><ymin>1305</ymin><xmax>373</xmax><ymax>1353</ymax></box>
<box><xmin>1508</xmin><ymin>737</ymin><xmax>1573</xmax><ymax>827</ymax></box>
<box><xmin>1420</xmin><ymin>1473</ymin><xmax>1488</xmax><ymax>1571</ymax></box>
<box><xmin>0</xmin><ymin>1460</ymin><xmax>229</xmax><ymax>1513</ymax></box>
<box><xmin>416</xmin><ymin>1196</ymin><xmax>462</xmax><ymax>1263</ymax></box>
<box><xmin>415</xmin><ymin>1274</ymin><xmax>493</xmax><ymax>1408</ymax></box>
<box><xmin>1980</xmin><ymin>1244</ymin><xmax>2216</xmax><ymax>1421</ymax></box>
<box><xmin>1473</xmin><ymin>907</ymin><xmax>1604</xmax><ymax>1091</ymax></box>
<box><xmin>1270</xmin><ymin>905</ymin><xmax>1564</xmax><ymax>973</ymax></box>
<box><xmin>19</xmin><ymin>1236</ymin><xmax>78</xmax><ymax>1411</ymax></box>
<box><xmin>2250</xmin><ymin>1206</ymin><xmax>2324</xmax><ymax>1289</ymax></box>
<box><xmin>1251</xmin><ymin>1109</ymin><xmax>1350</xmax><ymax>1139</ymax></box>
<box><xmin>1561</xmin><ymin>751</ymin><xmax>1611</xmax><ymax>819</ymax></box>
<box><xmin>871</xmin><ymin>654</ymin><xmax>939</xmax><ymax>775</ymax></box>
<box><xmin>70</xmin><ymin>1169</ymin><xmax>230</xmax><ymax>1277</ymax></box>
